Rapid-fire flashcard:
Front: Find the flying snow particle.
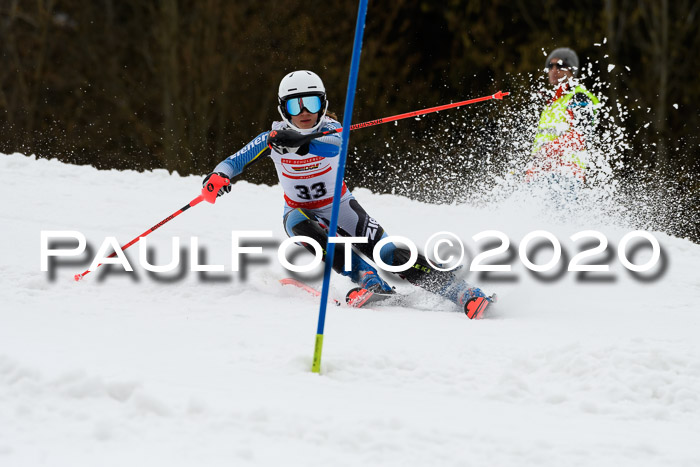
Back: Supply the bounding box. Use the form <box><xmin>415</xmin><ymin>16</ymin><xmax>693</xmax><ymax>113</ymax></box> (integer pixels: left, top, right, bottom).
<box><xmin>594</xmin><ymin>43</ymin><xmax>601</xmax><ymax>47</ymax></box>
<box><xmin>673</xmin><ymin>103</ymin><xmax>678</xmax><ymax>109</ymax></box>
<box><xmin>608</xmin><ymin>64</ymin><xmax>616</xmax><ymax>72</ymax></box>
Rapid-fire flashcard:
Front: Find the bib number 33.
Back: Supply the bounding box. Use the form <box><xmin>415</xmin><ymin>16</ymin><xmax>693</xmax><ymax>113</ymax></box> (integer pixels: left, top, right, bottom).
<box><xmin>294</xmin><ymin>182</ymin><xmax>327</xmax><ymax>200</ymax></box>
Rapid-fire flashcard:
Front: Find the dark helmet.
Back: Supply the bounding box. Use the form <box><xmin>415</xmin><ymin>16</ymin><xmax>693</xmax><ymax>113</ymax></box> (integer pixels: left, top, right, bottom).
<box><xmin>545</xmin><ymin>47</ymin><xmax>580</xmax><ymax>76</ymax></box>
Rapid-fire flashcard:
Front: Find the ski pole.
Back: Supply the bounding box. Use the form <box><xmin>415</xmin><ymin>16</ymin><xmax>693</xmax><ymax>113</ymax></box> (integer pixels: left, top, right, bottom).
<box><xmin>267</xmin><ymin>91</ymin><xmax>511</xmax><ymax>154</ymax></box>
<box><xmin>311</xmin><ymin>91</ymin><xmax>509</xmax><ymax>141</ymax></box>
<box><xmin>73</xmin><ymin>173</ymin><xmax>230</xmax><ymax>282</ymax></box>
<box><xmin>334</xmin><ymin>90</ymin><xmax>509</xmax><ymax>134</ymax></box>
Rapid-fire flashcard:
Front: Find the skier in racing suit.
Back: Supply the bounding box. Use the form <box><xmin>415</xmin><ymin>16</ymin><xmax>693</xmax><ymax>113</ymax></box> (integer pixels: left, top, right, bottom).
<box><xmin>204</xmin><ymin>70</ymin><xmax>491</xmax><ymax>315</ymax></box>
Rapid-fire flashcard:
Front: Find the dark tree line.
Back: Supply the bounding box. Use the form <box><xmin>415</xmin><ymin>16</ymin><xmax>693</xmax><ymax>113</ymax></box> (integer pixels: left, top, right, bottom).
<box><xmin>1</xmin><ymin>0</ymin><xmax>698</xmax><ymax>238</ymax></box>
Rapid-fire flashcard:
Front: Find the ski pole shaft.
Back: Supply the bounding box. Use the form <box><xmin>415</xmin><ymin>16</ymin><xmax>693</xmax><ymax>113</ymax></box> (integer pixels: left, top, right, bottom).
<box><xmin>74</xmin><ymin>173</ymin><xmax>230</xmax><ymax>282</ymax></box>
<box><xmin>314</xmin><ymin>91</ymin><xmax>510</xmax><ymax>138</ymax></box>
<box><xmin>267</xmin><ymin>91</ymin><xmax>511</xmax><ymax>153</ymax></box>
<box><xmin>73</xmin><ymin>195</ymin><xmax>204</xmax><ymax>281</ymax></box>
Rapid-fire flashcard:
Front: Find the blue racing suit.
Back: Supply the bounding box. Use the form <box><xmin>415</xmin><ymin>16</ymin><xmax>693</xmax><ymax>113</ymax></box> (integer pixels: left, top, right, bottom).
<box><xmin>212</xmin><ymin>117</ymin><xmax>396</xmax><ymax>282</ymax></box>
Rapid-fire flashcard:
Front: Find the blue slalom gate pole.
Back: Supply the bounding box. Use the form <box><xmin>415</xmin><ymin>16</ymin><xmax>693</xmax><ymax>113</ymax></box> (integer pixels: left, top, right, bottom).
<box><xmin>311</xmin><ymin>0</ymin><xmax>369</xmax><ymax>373</ymax></box>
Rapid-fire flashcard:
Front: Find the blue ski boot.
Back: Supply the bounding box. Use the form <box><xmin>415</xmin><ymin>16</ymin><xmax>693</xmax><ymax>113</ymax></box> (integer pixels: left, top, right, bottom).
<box><xmin>346</xmin><ymin>270</ymin><xmax>395</xmax><ymax>307</ymax></box>
<box><xmin>345</xmin><ymin>261</ymin><xmax>396</xmax><ymax>308</ymax></box>
<box><xmin>357</xmin><ymin>270</ymin><xmax>394</xmax><ymax>294</ymax></box>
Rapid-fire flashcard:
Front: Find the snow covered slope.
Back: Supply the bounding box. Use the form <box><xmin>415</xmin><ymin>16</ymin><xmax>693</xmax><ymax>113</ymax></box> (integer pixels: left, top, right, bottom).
<box><xmin>1</xmin><ymin>152</ymin><xmax>699</xmax><ymax>466</ymax></box>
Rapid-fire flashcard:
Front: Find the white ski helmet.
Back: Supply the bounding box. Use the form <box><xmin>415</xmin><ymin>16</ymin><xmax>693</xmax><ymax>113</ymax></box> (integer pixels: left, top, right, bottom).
<box><xmin>277</xmin><ymin>70</ymin><xmax>328</xmax><ymax>134</ymax></box>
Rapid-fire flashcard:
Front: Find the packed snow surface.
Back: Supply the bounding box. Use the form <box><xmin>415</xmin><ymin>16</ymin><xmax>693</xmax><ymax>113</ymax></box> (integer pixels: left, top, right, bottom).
<box><xmin>1</xmin><ymin>153</ymin><xmax>699</xmax><ymax>466</ymax></box>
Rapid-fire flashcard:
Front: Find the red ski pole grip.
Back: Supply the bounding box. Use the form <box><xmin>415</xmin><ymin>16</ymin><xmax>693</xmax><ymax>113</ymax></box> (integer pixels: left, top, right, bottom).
<box><xmin>202</xmin><ymin>174</ymin><xmax>230</xmax><ymax>204</ymax></box>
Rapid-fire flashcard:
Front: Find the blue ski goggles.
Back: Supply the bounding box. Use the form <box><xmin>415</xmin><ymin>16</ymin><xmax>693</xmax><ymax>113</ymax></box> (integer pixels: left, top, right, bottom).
<box><xmin>284</xmin><ymin>95</ymin><xmax>323</xmax><ymax>116</ymax></box>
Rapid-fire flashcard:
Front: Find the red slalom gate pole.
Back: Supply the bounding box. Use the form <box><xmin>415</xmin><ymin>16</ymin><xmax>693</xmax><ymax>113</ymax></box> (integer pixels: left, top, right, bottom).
<box><xmin>319</xmin><ymin>90</ymin><xmax>509</xmax><ymax>137</ymax></box>
<box><xmin>74</xmin><ymin>174</ymin><xmax>230</xmax><ymax>282</ymax></box>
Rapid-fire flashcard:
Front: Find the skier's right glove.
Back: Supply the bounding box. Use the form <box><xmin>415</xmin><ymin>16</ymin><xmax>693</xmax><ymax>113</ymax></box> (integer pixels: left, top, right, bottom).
<box><xmin>267</xmin><ymin>129</ymin><xmax>311</xmax><ymax>155</ymax></box>
<box><xmin>202</xmin><ymin>172</ymin><xmax>232</xmax><ymax>197</ymax></box>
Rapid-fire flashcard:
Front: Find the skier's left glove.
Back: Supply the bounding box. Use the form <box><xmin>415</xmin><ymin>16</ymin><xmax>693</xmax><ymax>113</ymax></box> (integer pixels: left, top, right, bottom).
<box><xmin>267</xmin><ymin>129</ymin><xmax>310</xmax><ymax>155</ymax></box>
<box><xmin>202</xmin><ymin>172</ymin><xmax>231</xmax><ymax>197</ymax></box>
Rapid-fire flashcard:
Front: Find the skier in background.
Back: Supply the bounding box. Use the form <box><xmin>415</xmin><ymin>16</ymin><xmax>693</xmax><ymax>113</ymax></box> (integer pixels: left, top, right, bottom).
<box><xmin>203</xmin><ymin>70</ymin><xmax>492</xmax><ymax>316</ymax></box>
<box><xmin>526</xmin><ymin>47</ymin><xmax>600</xmax><ymax>200</ymax></box>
